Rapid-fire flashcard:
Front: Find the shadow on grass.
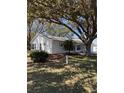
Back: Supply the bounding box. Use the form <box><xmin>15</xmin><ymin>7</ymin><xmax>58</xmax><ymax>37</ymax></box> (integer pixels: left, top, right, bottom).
<box><xmin>28</xmin><ymin>70</ymin><xmax>86</xmax><ymax>93</ymax></box>
<box><xmin>27</xmin><ymin>56</ymin><xmax>97</xmax><ymax>93</ymax></box>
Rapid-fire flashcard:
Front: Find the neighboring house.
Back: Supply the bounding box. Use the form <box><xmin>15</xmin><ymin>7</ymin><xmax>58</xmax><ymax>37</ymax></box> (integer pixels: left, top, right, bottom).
<box><xmin>31</xmin><ymin>32</ymin><xmax>97</xmax><ymax>54</ymax></box>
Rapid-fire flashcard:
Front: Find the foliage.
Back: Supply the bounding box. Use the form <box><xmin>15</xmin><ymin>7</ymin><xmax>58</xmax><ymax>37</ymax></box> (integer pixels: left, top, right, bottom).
<box><xmin>45</xmin><ymin>23</ymin><xmax>71</xmax><ymax>37</ymax></box>
<box><xmin>63</xmin><ymin>40</ymin><xmax>74</xmax><ymax>54</ymax></box>
<box><xmin>27</xmin><ymin>0</ymin><xmax>97</xmax><ymax>55</ymax></box>
<box><xmin>30</xmin><ymin>51</ymin><xmax>49</xmax><ymax>62</ymax></box>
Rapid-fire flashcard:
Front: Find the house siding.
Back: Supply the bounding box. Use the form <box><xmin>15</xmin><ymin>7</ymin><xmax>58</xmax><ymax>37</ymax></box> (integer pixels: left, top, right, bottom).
<box><xmin>31</xmin><ymin>35</ymin><xmax>42</xmax><ymax>50</ymax></box>
<box><xmin>31</xmin><ymin>33</ymin><xmax>97</xmax><ymax>54</ymax></box>
<box><xmin>31</xmin><ymin>35</ymin><xmax>53</xmax><ymax>54</ymax></box>
<box><xmin>91</xmin><ymin>44</ymin><xmax>97</xmax><ymax>54</ymax></box>
<box><xmin>42</xmin><ymin>37</ymin><xmax>53</xmax><ymax>54</ymax></box>
<box><xmin>52</xmin><ymin>40</ymin><xmax>65</xmax><ymax>54</ymax></box>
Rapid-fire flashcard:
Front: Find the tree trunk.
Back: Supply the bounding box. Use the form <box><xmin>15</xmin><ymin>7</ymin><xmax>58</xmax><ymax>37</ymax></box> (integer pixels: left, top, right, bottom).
<box><xmin>27</xmin><ymin>31</ymin><xmax>31</xmax><ymax>50</ymax></box>
<box><xmin>85</xmin><ymin>42</ymin><xmax>92</xmax><ymax>56</ymax></box>
<box><xmin>27</xmin><ymin>24</ymin><xmax>32</xmax><ymax>50</ymax></box>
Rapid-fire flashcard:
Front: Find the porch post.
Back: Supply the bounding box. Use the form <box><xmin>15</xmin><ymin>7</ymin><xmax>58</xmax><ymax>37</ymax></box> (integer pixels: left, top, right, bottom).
<box><xmin>65</xmin><ymin>55</ymin><xmax>68</xmax><ymax>64</ymax></box>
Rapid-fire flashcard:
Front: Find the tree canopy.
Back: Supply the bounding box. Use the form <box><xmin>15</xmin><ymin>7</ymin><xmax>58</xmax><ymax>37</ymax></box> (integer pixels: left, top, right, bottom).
<box><xmin>41</xmin><ymin>22</ymin><xmax>72</xmax><ymax>37</ymax></box>
<box><xmin>27</xmin><ymin>0</ymin><xmax>97</xmax><ymax>55</ymax></box>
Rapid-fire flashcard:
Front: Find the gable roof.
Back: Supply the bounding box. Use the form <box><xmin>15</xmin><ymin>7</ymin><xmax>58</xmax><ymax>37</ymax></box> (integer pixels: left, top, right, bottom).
<box><xmin>31</xmin><ymin>32</ymin><xmax>83</xmax><ymax>43</ymax></box>
<box><xmin>30</xmin><ymin>32</ymin><xmax>68</xmax><ymax>43</ymax></box>
<box><xmin>46</xmin><ymin>35</ymin><xmax>68</xmax><ymax>41</ymax></box>
<box><xmin>30</xmin><ymin>32</ymin><xmax>40</xmax><ymax>43</ymax></box>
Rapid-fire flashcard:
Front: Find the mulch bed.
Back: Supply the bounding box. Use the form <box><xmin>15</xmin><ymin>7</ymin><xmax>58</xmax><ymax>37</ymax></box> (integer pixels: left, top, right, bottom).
<box><xmin>48</xmin><ymin>54</ymin><xmax>65</xmax><ymax>63</ymax></box>
<box><xmin>27</xmin><ymin>54</ymin><xmax>65</xmax><ymax>67</ymax></box>
<box><xmin>48</xmin><ymin>54</ymin><xmax>64</xmax><ymax>59</ymax></box>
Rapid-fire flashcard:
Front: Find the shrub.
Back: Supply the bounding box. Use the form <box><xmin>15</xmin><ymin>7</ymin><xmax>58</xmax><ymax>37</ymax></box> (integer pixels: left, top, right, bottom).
<box><xmin>30</xmin><ymin>51</ymin><xmax>49</xmax><ymax>63</ymax></box>
<box><xmin>63</xmin><ymin>40</ymin><xmax>74</xmax><ymax>54</ymax></box>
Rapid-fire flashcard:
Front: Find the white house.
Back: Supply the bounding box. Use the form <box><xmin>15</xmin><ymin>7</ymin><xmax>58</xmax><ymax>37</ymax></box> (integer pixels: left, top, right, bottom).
<box><xmin>30</xmin><ymin>32</ymin><xmax>97</xmax><ymax>54</ymax></box>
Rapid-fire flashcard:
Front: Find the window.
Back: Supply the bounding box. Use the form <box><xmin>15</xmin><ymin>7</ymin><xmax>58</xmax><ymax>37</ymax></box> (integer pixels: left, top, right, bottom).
<box><xmin>77</xmin><ymin>45</ymin><xmax>81</xmax><ymax>50</ymax></box>
<box><xmin>39</xmin><ymin>43</ymin><xmax>42</xmax><ymax>50</ymax></box>
<box><xmin>31</xmin><ymin>44</ymin><xmax>36</xmax><ymax>49</ymax></box>
<box><xmin>59</xmin><ymin>42</ymin><xmax>63</xmax><ymax>47</ymax></box>
<box><xmin>31</xmin><ymin>44</ymin><xmax>34</xmax><ymax>49</ymax></box>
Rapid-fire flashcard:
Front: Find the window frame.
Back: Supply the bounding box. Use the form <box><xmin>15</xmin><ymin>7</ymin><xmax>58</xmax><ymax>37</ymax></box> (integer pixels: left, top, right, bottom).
<box><xmin>76</xmin><ymin>44</ymin><xmax>81</xmax><ymax>51</ymax></box>
<box><xmin>31</xmin><ymin>44</ymin><xmax>36</xmax><ymax>50</ymax></box>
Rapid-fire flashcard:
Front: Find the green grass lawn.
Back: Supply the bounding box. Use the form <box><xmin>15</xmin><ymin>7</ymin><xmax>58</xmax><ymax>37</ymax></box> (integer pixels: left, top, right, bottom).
<box><xmin>27</xmin><ymin>55</ymin><xmax>97</xmax><ymax>93</ymax></box>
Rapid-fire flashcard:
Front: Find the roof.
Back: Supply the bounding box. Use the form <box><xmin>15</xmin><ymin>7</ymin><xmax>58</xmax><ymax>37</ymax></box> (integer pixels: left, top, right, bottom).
<box><xmin>31</xmin><ymin>32</ymin><xmax>83</xmax><ymax>43</ymax></box>
<box><xmin>72</xmin><ymin>39</ymin><xmax>82</xmax><ymax>43</ymax></box>
<box><xmin>46</xmin><ymin>35</ymin><xmax>68</xmax><ymax>41</ymax></box>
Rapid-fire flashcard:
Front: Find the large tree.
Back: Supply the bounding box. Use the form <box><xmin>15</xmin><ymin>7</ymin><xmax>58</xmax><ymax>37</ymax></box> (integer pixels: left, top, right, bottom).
<box><xmin>27</xmin><ymin>0</ymin><xmax>97</xmax><ymax>55</ymax></box>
